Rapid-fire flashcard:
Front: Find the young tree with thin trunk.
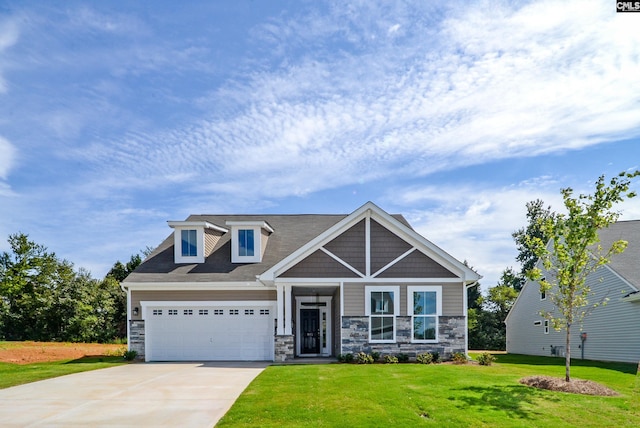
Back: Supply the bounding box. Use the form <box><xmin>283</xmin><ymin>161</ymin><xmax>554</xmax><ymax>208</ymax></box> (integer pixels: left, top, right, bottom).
<box><xmin>526</xmin><ymin>171</ymin><xmax>639</xmax><ymax>382</ymax></box>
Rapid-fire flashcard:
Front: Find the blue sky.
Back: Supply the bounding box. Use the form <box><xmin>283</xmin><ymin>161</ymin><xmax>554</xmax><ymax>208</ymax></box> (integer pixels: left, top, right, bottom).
<box><xmin>1</xmin><ymin>0</ymin><xmax>639</xmax><ymax>289</ymax></box>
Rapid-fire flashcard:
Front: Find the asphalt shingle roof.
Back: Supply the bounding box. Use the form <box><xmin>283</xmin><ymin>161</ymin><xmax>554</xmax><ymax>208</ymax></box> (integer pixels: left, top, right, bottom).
<box><xmin>125</xmin><ymin>213</ymin><xmax>411</xmax><ymax>283</ymax></box>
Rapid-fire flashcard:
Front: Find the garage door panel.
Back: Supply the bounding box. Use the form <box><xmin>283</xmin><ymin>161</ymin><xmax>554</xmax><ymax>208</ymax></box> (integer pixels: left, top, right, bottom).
<box><xmin>145</xmin><ymin>304</ymin><xmax>274</xmax><ymax>361</ymax></box>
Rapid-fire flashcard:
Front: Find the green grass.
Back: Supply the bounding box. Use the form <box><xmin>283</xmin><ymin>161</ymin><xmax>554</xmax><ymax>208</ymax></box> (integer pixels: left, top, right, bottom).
<box><xmin>0</xmin><ymin>356</ymin><xmax>126</xmax><ymax>389</ymax></box>
<box><xmin>217</xmin><ymin>354</ymin><xmax>640</xmax><ymax>427</ymax></box>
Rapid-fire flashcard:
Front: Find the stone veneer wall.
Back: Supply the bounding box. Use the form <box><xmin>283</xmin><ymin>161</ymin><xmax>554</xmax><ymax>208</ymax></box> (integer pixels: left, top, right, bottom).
<box><xmin>129</xmin><ymin>320</ymin><xmax>145</xmax><ymax>359</ymax></box>
<box><xmin>274</xmin><ymin>335</ymin><xmax>294</xmax><ymax>362</ymax></box>
<box><xmin>341</xmin><ymin>316</ymin><xmax>465</xmax><ymax>360</ymax></box>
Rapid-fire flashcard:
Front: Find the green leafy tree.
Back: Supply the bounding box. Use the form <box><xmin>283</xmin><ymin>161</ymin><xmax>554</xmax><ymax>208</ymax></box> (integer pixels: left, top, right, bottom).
<box><xmin>1</xmin><ymin>233</ymin><xmax>134</xmax><ymax>342</ymax></box>
<box><xmin>510</xmin><ymin>200</ymin><xmax>553</xmax><ymax>291</ymax></box>
<box><xmin>0</xmin><ymin>233</ymin><xmax>75</xmax><ymax>340</ymax></box>
<box><xmin>526</xmin><ymin>171</ymin><xmax>639</xmax><ymax>382</ymax></box>
<box><xmin>106</xmin><ymin>253</ymin><xmax>143</xmax><ymax>337</ymax></box>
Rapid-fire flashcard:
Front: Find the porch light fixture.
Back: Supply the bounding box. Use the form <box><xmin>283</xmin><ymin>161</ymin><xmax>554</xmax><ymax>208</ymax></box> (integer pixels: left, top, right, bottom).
<box><xmin>133</xmin><ymin>307</ymin><xmax>139</xmax><ymax>316</ymax></box>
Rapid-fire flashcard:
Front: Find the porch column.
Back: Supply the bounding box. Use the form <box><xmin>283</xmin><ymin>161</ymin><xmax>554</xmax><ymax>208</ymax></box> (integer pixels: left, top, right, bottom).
<box><xmin>276</xmin><ymin>284</ymin><xmax>285</xmax><ymax>335</ymax></box>
<box><xmin>284</xmin><ymin>284</ymin><xmax>293</xmax><ymax>335</ymax></box>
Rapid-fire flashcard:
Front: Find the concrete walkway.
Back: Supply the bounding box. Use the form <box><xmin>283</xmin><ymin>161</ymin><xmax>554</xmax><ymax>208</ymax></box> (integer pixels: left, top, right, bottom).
<box><xmin>0</xmin><ymin>362</ymin><xmax>267</xmax><ymax>427</ymax></box>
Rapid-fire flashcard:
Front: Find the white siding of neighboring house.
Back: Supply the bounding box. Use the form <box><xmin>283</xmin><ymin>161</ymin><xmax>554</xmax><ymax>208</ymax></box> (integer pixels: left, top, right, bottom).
<box><xmin>506</xmin><ymin>266</ymin><xmax>640</xmax><ymax>364</ymax></box>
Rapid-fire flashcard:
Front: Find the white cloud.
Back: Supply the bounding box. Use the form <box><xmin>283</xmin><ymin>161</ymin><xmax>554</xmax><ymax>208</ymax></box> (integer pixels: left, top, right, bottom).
<box><xmin>0</xmin><ymin>136</ymin><xmax>16</xmax><ymax>180</ymax></box>
<box><xmin>0</xmin><ymin>17</ymin><xmax>19</xmax><ymax>93</ymax></box>
<box><xmin>74</xmin><ymin>0</ymin><xmax>640</xmax><ymax>203</ymax></box>
<box><xmin>389</xmin><ymin>174</ymin><xmax>640</xmax><ymax>290</ymax></box>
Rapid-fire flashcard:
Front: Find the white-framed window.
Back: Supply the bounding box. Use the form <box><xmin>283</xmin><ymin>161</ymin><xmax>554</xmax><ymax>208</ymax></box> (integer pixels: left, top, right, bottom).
<box><xmin>238</xmin><ymin>229</ymin><xmax>255</xmax><ymax>257</ymax></box>
<box><xmin>534</xmin><ymin>320</ymin><xmax>542</xmax><ymax>326</ymax></box>
<box><xmin>226</xmin><ymin>221</ymin><xmax>273</xmax><ymax>263</ymax></box>
<box><xmin>230</xmin><ymin>309</ymin><xmax>239</xmax><ymax>315</ymax></box>
<box><xmin>168</xmin><ymin>221</ymin><xmax>227</xmax><ymax>264</ymax></box>
<box><xmin>544</xmin><ymin>320</ymin><xmax>549</xmax><ymax>334</ymax></box>
<box><xmin>184</xmin><ymin>309</ymin><xmax>193</xmax><ymax>316</ymax></box>
<box><xmin>152</xmin><ymin>309</ymin><xmax>162</xmax><ymax>316</ymax></box>
<box><xmin>168</xmin><ymin>309</ymin><xmax>178</xmax><ymax>316</ymax></box>
<box><xmin>181</xmin><ymin>229</ymin><xmax>197</xmax><ymax>257</ymax></box>
<box><xmin>540</xmin><ymin>290</ymin><xmax>546</xmax><ymax>300</ymax></box>
<box><xmin>407</xmin><ymin>286</ymin><xmax>442</xmax><ymax>343</ymax></box>
<box><xmin>365</xmin><ymin>286</ymin><xmax>400</xmax><ymax>343</ymax></box>
<box><xmin>198</xmin><ymin>309</ymin><xmax>208</xmax><ymax>316</ymax></box>
<box><xmin>213</xmin><ymin>309</ymin><xmax>224</xmax><ymax>315</ymax></box>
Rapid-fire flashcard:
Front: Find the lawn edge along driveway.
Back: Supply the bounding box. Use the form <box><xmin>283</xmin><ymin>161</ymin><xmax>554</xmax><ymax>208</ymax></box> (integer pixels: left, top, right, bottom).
<box><xmin>0</xmin><ymin>362</ymin><xmax>267</xmax><ymax>428</ymax></box>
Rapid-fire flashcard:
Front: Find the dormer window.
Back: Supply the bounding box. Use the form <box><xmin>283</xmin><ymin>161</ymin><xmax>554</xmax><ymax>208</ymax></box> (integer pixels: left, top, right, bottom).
<box><xmin>168</xmin><ymin>220</ymin><xmax>228</xmax><ymax>264</ymax></box>
<box><xmin>238</xmin><ymin>229</ymin><xmax>255</xmax><ymax>257</ymax></box>
<box><xmin>181</xmin><ymin>230</ymin><xmax>198</xmax><ymax>257</ymax></box>
<box><xmin>226</xmin><ymin>221</ymin><xmax>273</xmax><ymax>263</ymax></box>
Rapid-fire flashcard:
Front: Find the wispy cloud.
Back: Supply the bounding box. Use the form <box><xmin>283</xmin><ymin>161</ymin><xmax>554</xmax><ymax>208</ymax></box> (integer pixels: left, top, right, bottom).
<box><xmin>388</xmin><ymin>175</ymin><xmax>640</xmax><ymax>288</ymax></box>
<box><xmin>70</xmin><ymin>0</ymin><xmax>640</xmax><ymax>204</ymax></box>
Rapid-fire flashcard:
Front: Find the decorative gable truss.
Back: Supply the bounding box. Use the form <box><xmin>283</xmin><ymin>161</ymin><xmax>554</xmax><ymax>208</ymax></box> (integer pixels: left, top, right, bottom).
<box><xmin>260</xmin><ymin>202</ymin><xmax>478</xmax><ymax>283</ymax></box>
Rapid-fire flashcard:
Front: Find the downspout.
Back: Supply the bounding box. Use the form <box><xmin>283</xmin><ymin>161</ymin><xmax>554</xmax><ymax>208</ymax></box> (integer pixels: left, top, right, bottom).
<box><xmin>464</xmin><ymin>280</ymin><xmax>479</xmax><ymax>359</ymax></box>
<box><xmin>120</xmin><ymin>282</ymin><xmax>131</xmax><ymax>351</ymax></box>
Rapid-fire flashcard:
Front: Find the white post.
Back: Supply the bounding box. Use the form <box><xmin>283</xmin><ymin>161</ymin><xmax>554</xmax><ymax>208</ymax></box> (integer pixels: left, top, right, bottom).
<box><xmin>284</xmin><ymin>284</ymin><xmax>293</xmax><ymax>335</ymax></box>
<box><xmin>276</xmin><ymin>284</ymin><xmax>285</xmax><ymax>335</ymax></box>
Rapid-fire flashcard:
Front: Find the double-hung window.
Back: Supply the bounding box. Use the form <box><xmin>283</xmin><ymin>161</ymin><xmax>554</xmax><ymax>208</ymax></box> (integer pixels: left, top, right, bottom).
<box><xmin>408</xmin><ymin>286</ymin><xmax>441</xmax><ymax>343</ymax></box>
<box><xmin>365</xmin><ymin>286</ymin><xmax>399</xmax><ymax>342</ymax></box>
<box><xmin>181</xmin><ymin>229</ymin><xmax>197</xmax><ymax>257</ymax></box>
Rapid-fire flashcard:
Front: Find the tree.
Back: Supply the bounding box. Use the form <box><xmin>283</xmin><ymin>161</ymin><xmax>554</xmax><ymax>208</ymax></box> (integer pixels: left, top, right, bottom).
<box><xmin>0</xmin><ymin>233</ymin><xmax>75</xmax><ymax>340</ymax></box>
<box><xmin>106</xmin><ymin>253</ymin><xmax>143</xmax><ymax>336</ymax></box>
<box><xmin>526</xmin><ymin>171</ymin><xmax>640</xmax><ymax>382</ymax></box>
<box><xmin>511</xmin><ymin>200</ymin><xmax>553</xmax><ymax>291</ymax></box>
<box><xmin>0</xmin><ymin>233</ymin><xmax>133</xmax><ymax>342</ymax></box>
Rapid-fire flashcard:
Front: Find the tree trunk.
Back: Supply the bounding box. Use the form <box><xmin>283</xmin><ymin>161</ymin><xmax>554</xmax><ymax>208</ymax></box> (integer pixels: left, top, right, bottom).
<box><xmin>565</xmin><ymin>322</ymin><xmax>571</xmax><ymax>382</ymax></box>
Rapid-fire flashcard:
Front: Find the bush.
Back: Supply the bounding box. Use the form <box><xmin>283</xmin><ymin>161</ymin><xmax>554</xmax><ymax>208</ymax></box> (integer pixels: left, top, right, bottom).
<box><xmin>476</xmin><ymin>352</ymin><xmax>496</xmax><ymax>366</ymax></box>
<box><xmin>397</xmin><ymin>353</ymin><xmax>409</xmax><ymax>363</ymax></box>
<box><xmin>370</xmin><ymin>351</ymin><xmax>381</xmax><ymax>362</ymax></box>
<box><xmin>355</xmin><ymin>352</ymin><xmax>374</xmax><ymax>364</ymax></box>
<box><xmin>337</xmin><ymin>353</ymin><xmax>354</xmax><ymax>363</ymax></box>
<box><xmin>451</xmin><ymin>352</ymin><xmax>468</xmax><ymax>364</ymax></box>
<box><xmin>123</xmin><ymin>349</ymin><xmax>138</xmax><ymax>361</ymax></box>
<box><xmin>384</xmin><ymin>355</ymin><xmax>398</xmax><ymax>364</ymax></box>
<box><xmin>416</xmin><ymin>353</ymin><xmax>434</xmax><ymax>364</ymax></box>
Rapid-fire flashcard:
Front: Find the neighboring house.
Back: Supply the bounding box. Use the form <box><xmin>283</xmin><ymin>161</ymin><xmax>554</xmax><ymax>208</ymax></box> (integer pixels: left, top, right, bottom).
<box><xmin>506</xmin><ymin>220</ymin><xmax>640</xmax><ymax>364</ymax></box>
<box><xmin>121</xmin><ymin>202</ymin><xmax>481</xmax><ymax>362</ymax></box>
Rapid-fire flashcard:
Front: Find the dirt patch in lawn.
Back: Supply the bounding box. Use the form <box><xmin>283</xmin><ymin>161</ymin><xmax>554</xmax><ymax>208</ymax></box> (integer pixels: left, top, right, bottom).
<box><xmin>0</xmin><ymin>341</ymin><xmax>125</xmax><ymax>364</ymax></box>
<box><xmin>520</xmin><ymin>375</ymin><xmax>619</xmax><ymax>396</ymax></box>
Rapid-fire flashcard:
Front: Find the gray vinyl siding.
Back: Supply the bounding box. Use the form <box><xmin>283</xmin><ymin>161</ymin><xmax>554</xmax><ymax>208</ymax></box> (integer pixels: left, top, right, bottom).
<box><xmin>506</xmin><ymin>266</ymin><xmax>640</xmax><ymax>364</ymax></box>
<box><xmin>377</xmin><ymin>250</ymin><xmax>457</xmax><ymax>278</ymax></box>
<box><xmin>280</xmin><ymin>250</ymin><xmax>360</xmax><ymax>278</ymax></box>
<box><xmin>131</xmin><ymin>289</ymin><xmax>276</xmax><ymax>321</ymax></box>
<box><xmin>343</xmin><ymin>283</ymin><xmax>365</xmax><ymax>315</ymax></box>
<box><xmin>370</xmin><ymin>219</ymin><xmax>412</xmax><ymax>273</ymax></box>
<box><xmin>342</xmin><ymin>283</ymin><xmax>464</xmax><ymax>317</ymax></box>
<box><xmin>324</xmin><ymin>219</ymin><xmax>366</xmax><ymax>274</ymax></box>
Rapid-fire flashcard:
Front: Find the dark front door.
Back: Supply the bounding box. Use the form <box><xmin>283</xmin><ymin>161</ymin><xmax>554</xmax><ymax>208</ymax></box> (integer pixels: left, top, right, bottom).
<box><xmin>300</xmin><ymin>308</ymin><xmax>320</xmax><ymax>354</ymax></box>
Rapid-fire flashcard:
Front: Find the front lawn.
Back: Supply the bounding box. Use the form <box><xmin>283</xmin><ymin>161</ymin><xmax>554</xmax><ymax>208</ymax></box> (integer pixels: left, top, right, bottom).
<box><xmin>0</xmin><ymin>341</ymin><xmax>127</xmax><ymax>389</ymax></box>
<box><xmin>217</xmin><ymin>354</ymin><xmax>640</xmax><ymax>427</ymax></box>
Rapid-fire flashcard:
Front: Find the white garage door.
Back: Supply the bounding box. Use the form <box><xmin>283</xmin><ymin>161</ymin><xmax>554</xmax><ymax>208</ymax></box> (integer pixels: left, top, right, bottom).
<box><xmin>143</xmin><ymin>302</ymin><xmax>275</xmax><ymax>362</ymax></box>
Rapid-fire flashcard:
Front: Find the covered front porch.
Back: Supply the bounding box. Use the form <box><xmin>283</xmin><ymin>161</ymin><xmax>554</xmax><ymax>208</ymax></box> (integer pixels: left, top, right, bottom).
<box><xmin>274</xmin><ymin>284</ymin><xmax>340</xmax><ymax>362</ymax></box>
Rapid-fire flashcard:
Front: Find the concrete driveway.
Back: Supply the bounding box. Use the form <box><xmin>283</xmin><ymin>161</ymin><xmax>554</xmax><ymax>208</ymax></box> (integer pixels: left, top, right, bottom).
<box><xmin>0</xmin><ymin>362</ymin><xmax>267</xmax><ymax>427</ymax></box>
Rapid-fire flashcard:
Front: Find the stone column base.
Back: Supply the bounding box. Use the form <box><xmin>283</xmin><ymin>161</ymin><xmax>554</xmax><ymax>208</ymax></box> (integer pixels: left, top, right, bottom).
<box><xmin>129</xmin><ymin>320</ymin><xmax>145</xmax><ymax>360</ymax></box>
<box><xmin>274</xmin><ymin>335</ymin><xmax>294</xmax><ymax>362</ymax></box>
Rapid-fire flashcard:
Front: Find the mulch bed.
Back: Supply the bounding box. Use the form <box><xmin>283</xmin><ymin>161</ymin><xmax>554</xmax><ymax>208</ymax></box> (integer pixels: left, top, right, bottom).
<box><xmin>0</xmin><ymin>341</ymin><xmax>124</xmax><ymax>364</ymax></box>
<box><xmin>520</xmin><ymin>375</ymin><xmax>619</xmax><ymax>396</ymax></box>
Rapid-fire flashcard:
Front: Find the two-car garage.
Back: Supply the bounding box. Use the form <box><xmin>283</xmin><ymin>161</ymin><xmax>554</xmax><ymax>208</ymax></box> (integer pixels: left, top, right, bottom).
<box><xmin>142</xmin><ymin>302</ymin><xmax>275</xmax><ymax>362</ymax></box>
